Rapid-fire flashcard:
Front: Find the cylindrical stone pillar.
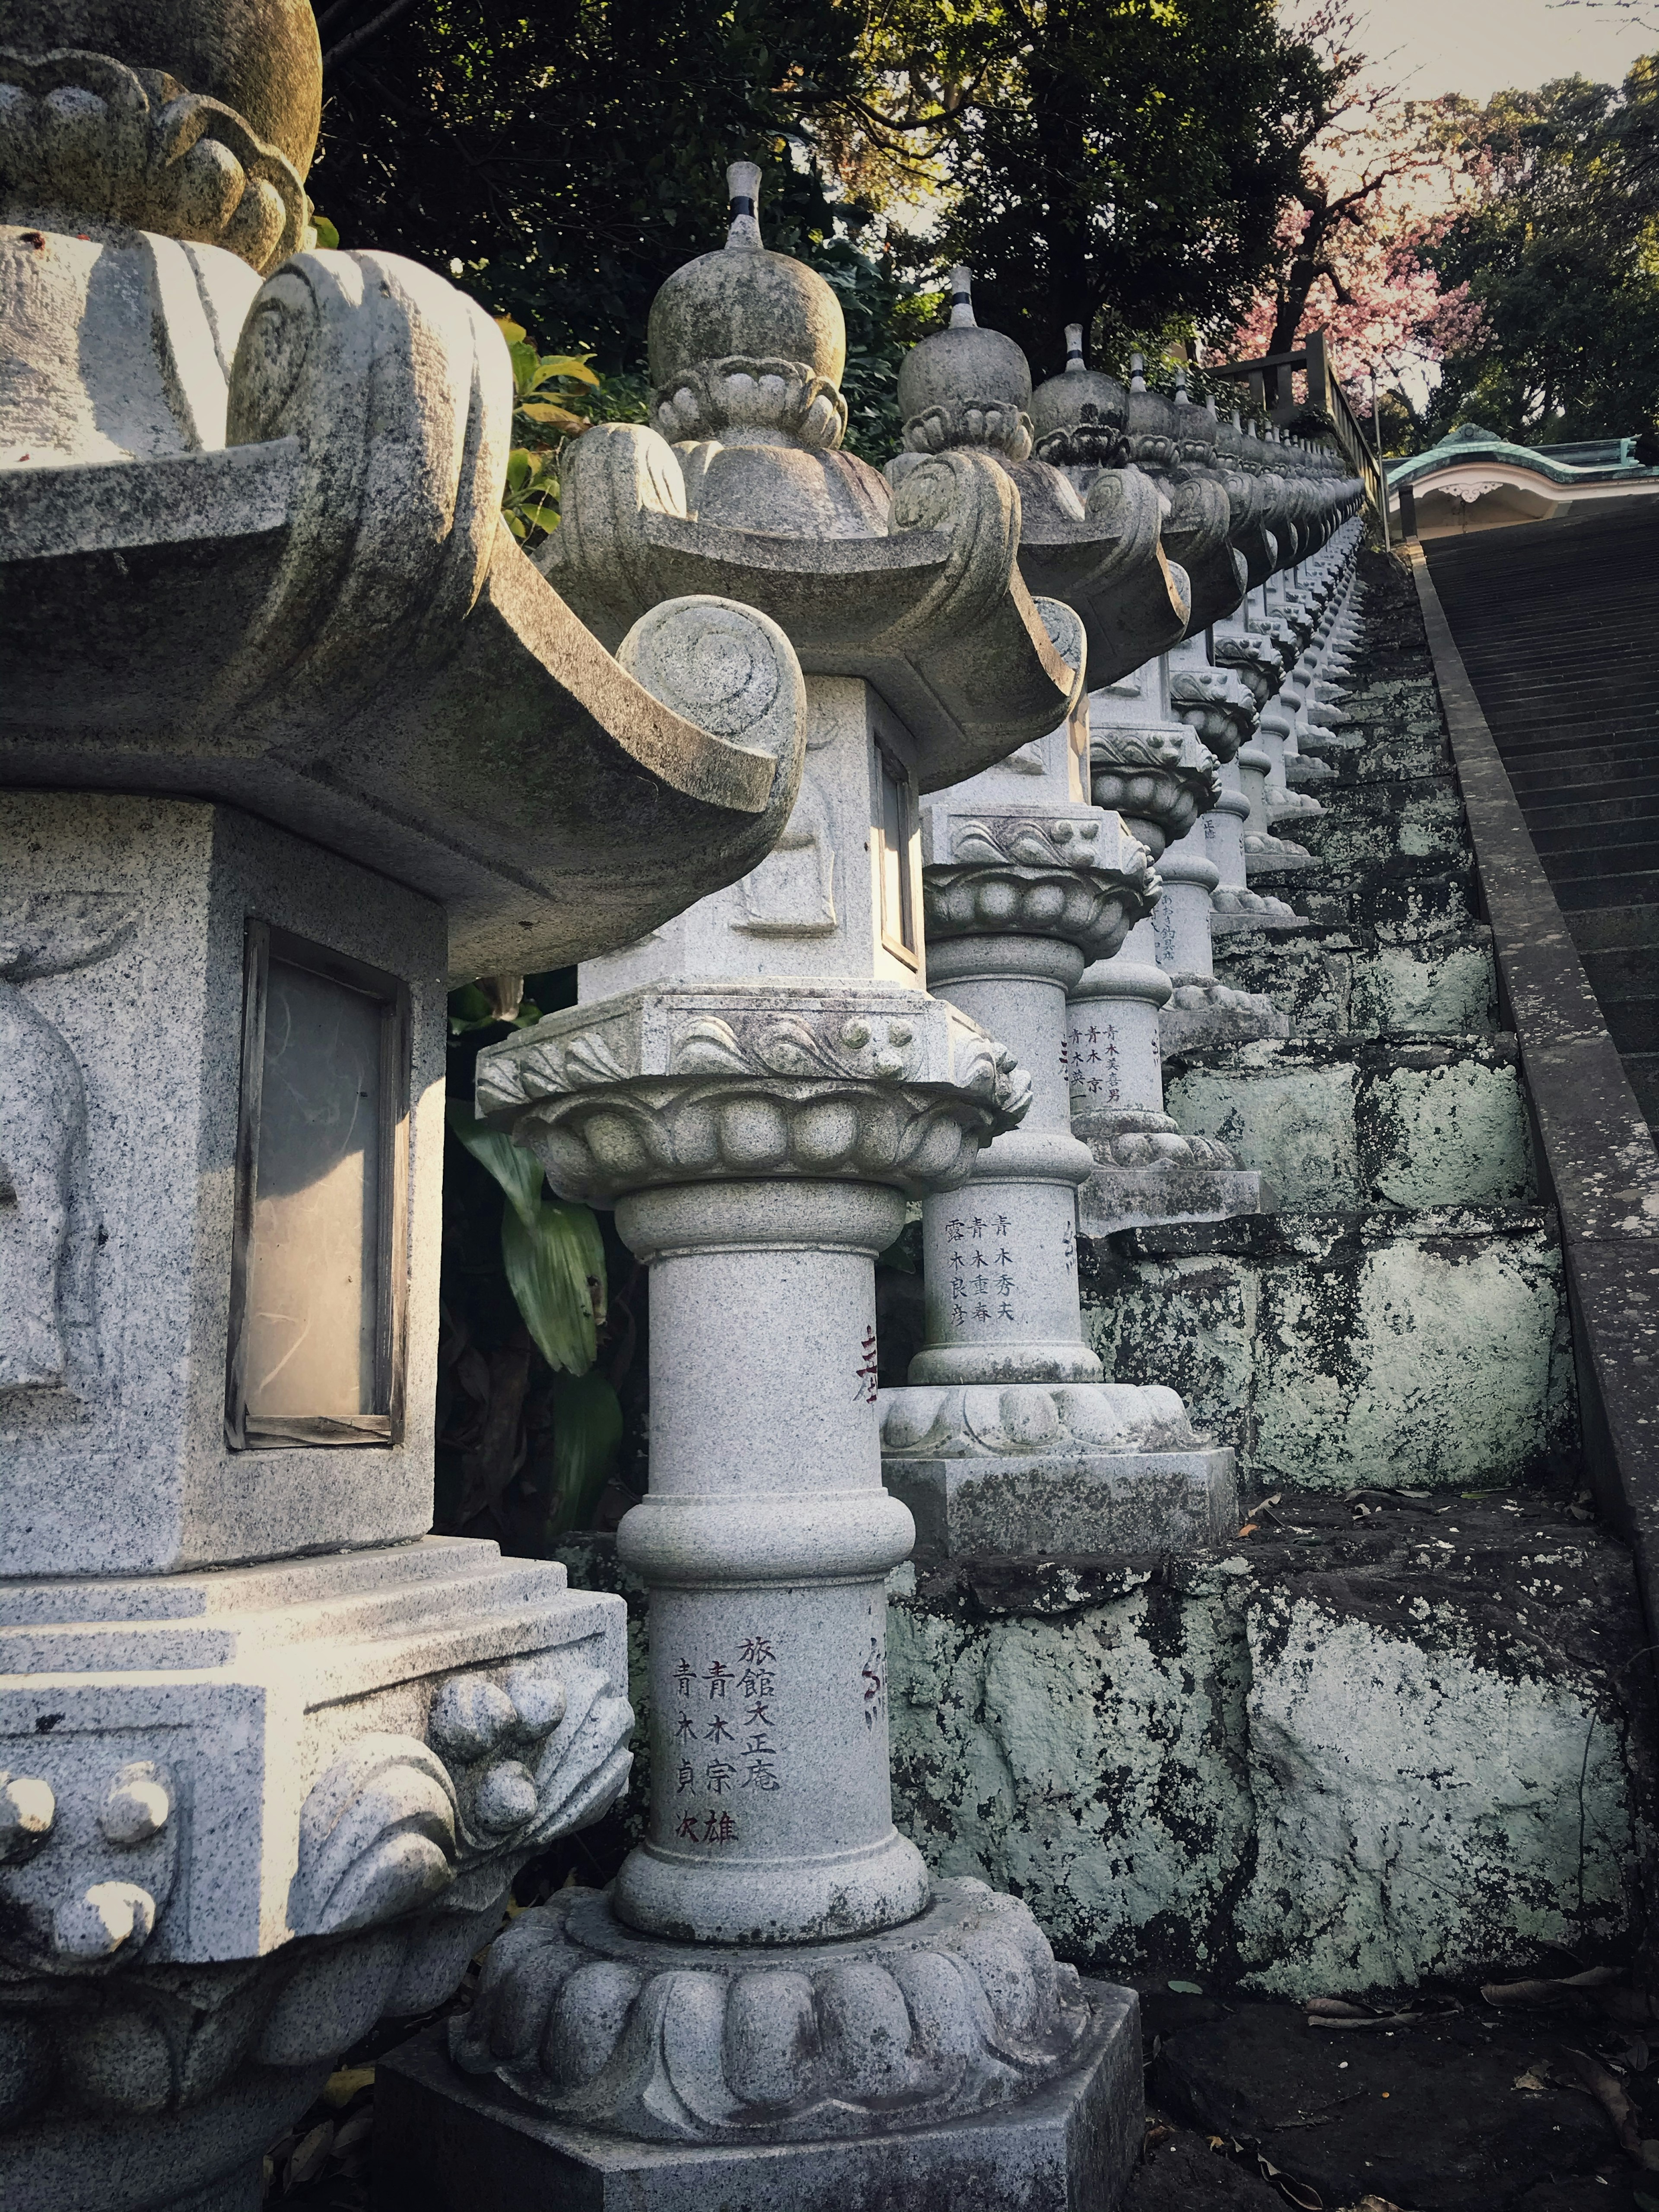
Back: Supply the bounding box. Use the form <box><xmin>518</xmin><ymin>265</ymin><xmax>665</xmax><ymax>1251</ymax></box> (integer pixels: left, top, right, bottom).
<box><xmin>613</xmin><ymin>1176</ymin><xmax>927</xmax><ymax>1945</ymax></box>
<box><xmin>909</xmin><ymin>934</ymin><xmax>1099</xmax><ymax>1387</ymax></box>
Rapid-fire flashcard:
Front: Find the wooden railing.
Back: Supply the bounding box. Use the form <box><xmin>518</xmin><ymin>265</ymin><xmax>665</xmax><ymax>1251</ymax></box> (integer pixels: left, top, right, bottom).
<box><xmin>1209</xmin><ymin>330</ymin><xmax>1387</xmax><ymax>534</ymax></box>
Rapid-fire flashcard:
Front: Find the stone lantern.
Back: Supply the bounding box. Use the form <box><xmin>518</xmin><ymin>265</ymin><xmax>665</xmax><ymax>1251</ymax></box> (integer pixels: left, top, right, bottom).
<box><xmin>1024</xmin><ymin>337</ymin><xmax>1284</xmax><ymax>1227</ymax></box>
<box><xmin>0</xmin><ymin>18</ymin><xmax>821</xmax><ymax>2209</ymax></box>
<box><xmin>377</xmin><ymin>175</ymin><xmax>1147</xmax><ymax>2212</ymax></box>
<box><xmin>865</xmin><ymin>282</ymin><xmax>1237</xmax><ymax>1553</ymax></box>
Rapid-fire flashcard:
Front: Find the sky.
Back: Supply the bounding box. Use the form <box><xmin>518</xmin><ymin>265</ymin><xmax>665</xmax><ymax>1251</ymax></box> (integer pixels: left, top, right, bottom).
<box><xmin>1319</xmin><ymin>0</ymin><xmax>1655</xmax><ymax>101</ymax></box>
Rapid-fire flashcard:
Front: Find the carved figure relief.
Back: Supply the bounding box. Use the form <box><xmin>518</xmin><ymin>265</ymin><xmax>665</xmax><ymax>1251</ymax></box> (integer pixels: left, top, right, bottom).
<box><xmin>734</xmin><ymin>767</ymin><xmax>837</xmax><ymax>936</ymax></box>
<box><xmin>0</xmin><ymin>896</ymin><xmax>134</xmax><ymax>1393</ymax></box>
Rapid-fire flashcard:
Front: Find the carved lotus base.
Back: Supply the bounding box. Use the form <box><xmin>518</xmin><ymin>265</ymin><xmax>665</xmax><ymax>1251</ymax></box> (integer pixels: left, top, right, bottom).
<box><xmin>1075</xmin><ymin>1108</ymin><xmax>1237</xmax><ymax>1173</ymax></box>
<box><xmin>1243</xmin><ymin>831</ymin><xmax>1318</xmax><ymax>877</ymax></box>
<box><xmin>380</xmin><ymin>1967</ymin><xmax>1142</xmax><ymax>2212</ymax></box>
<box><xmin>1266</xmin><ymin>787</ymin><xmax>1323</xmax><ymax>824</ymax></box>
<box><xmin>1294</xmin><ymin>719</ymin><xmax>1363</xmax><ymax>758</ymax></box>
<box><xmin>880</xmin><ymin>1378</ymin><xmax>1197</xmax><ymax>1458</ymax></box>
<box><xmin>477</xmin><ymin>982</ymin><xmax>1030</xmax><ymax>1202</ymax></box>
<box><xmin>1161</xmin><ymin>978</ymin><xmax>1290</xmax><ymax>1054</ymax></box>
<box><xmin>1210</xmin><ymin>885</ymin><xmax>1306</xmax><ymax>933</ymax></box>
<box><xmin>1284</xmin><ymin>751</ymin><xmax>1336</xmax><ymax>788</ymax></box>
<box><xmin>1086</xmin><ymin>751</ymin><xmax>1218</xmax><ymax>855</ymax></box>
<box><xmin>922</xmin><ymin>859</ymin><xmax>1156</xmax><ymax>965</ymax></box>
<box><xmin>445</xmin><ymin>1878</ymin><xmax>1097</xmax><ymax>2145</ymax></box>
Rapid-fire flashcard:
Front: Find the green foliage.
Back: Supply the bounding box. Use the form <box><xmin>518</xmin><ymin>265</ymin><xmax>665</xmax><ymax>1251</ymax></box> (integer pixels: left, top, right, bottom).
<box><xmin>1424</xmin><ymin>59</ymin><xmax>1659</xmax><ymax>443</ymax></box>
<box><xmin>446</xmin><ymin>1103</ymin><xmax>605</xmax><ymax>1375</ymax></box>
<box><xmin>314</xmin><ymin>0</ymin><xmax>871</xmax><ymax>369</ymax></box>
<box><xmin>315</xmin><ymin>0</ymin><xmax>1336</xmax><ymax>441</ymax></box>
<box><xmin>541</xmin><ymin>1368</ymin><xmax>625</xmax><ymax>1541</ymax></box>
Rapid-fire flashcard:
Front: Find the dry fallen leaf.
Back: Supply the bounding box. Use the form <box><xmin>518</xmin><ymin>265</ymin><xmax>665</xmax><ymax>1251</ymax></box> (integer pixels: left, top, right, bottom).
<box><xmin>1513</xmin><ymin>2068</ymin><xmax>1548</xmax><ymax>2091</ymax></box>
<box><xmin>1481</xmin><ymin>1965</ymin><xmax>1625</xmax><ymax>2009</ymax></box>
<box><xmin>322</xmin><ymin>2063</ymin><xmax>375</xmax><ymax>2108</ymax></box>
<box><xmin>1307</xmin><ymin>1999</ymin><xmax>1371</xmax><ymax>2020</ymax></box>
<box><xmin>333</xmin><ymin>2107</ymin><xmax>374</xmax><ymax>2154</ymax></box>
<box><xmin>1308</xmin><ymin>2011</ymin><xmax>1421</xmax><ymax>2031</ymax></box>
<box><xmin>284</xmin><ymin>2121</ymin><xmax>334</xmax><ymax>2192</ymax></box>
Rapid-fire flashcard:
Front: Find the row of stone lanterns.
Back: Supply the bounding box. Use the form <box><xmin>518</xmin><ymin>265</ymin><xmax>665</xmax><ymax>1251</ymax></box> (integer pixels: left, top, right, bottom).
<box><xmin>0</xmin><ymin>0</ymin><xmax>1358</xmax><ymax>2187</ymax></box>
<box><xmin>378</xmin><ymin>185</ymin><xmax>1358</xmax><ymax>2208</ymax></box>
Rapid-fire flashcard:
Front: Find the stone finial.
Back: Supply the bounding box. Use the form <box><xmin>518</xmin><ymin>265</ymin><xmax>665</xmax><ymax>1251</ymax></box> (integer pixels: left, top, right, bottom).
<box><xmin>725</xmin><ymin>159</ymin><xmax>762</xmax><ymax>251</ymax></box>
<box><xmin>1</xmin><ymin>0</ymin><xmax>321</xmax><ymax>172</ymax></box>
<box><xmin>1029</xmin><ymin>322</ymin><xmax>1129</xmax><ymax>465</ymax></box>
<box><xmin>1124</xmin><ymin>352</ymin><xmax>1176</xmax><ymax>470</ymax></box>
<box><xmin>645</xmin><ymin>161</ymin><xmax>848</xmax><ymax>449</ymax></box>
<box><xmin>894</xmin><ymin>267</ymin><xmax>1034</xmax><ymax>460</ymax></box>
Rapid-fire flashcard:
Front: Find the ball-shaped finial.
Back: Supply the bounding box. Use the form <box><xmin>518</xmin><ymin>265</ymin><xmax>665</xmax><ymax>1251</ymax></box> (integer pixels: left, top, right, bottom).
<box><xmin>1</xmin><ymin>0</ymin><xmax>322</xmax><ymax>173</ymax></box>
<box><xmin>1030</xmin><ymin>323</ymin><xmax>1127</xmax><ymax>444</ymax></box>
<box><xmin>895</xmin><ymin>268</ymin><xmax>1033</xmax><ymax>451</ymax></box>
<box><xmin>647</xmin><ymin>162</ymin><xmax>848</xmax><ymax>447</ymax></box>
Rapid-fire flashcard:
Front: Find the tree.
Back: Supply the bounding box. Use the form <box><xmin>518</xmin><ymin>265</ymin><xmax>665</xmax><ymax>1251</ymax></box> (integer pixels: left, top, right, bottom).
<box><xmin>872</xmin><ymin>0</ymin><xmax>1345</xmax><ymax>378</ymax></box>
<box><xmin>1422</xmin><ymin>58</ymin><xmax>1659</xmax><ymax>442</ymax></box>
<box><xmin>309</xmin><ymin>0</ymin><xmax>872</xmax><ymax>366</ymax></box>
<box><xmin>1225</xmin><ymin>97</ymin><xmax>1484</xmax><ymax>436</ymax></box>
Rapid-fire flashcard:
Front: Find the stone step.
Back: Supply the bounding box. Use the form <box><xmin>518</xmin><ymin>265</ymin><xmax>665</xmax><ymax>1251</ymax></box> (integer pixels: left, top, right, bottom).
<box><xmin>1510</xmin><ymin>756</ymin><xmax>1659</xmax><ymax>801</ymax></box>
<box><xmin>885</xmin><ymin>1478</ymin><xmax>1637</xmax><ymax>1999</ymax></box>
<box><xmin>1566</xmin><ymin>900</ymin><xmax>1659</xmax><ymax>953</ymax></box>
<box><xmin>1539</xmin><ymin>827</ymin><xmax>1659</xmax><ymax>868</ymax></box>
<box><xmin>1579</xmin><ymin>941</ymin><xmax>1659</xmax><ymax>999</ymax></box>
<box><xmin>1525</xmin><ymin>785</ymin><xmax>1659</xmax><ymax>830</ymax></box>
<box><xmin>1554</xmin><ymin>865</ymin><xmax>1659</xmax><ymax>909</ymax></box>
<box><xmin>1084</xmin><ymin>1201</ymin><xmax>1570</xmax><ymax>1492</ymax></box>
<box><xmin>1601</xmin><ymin>995</ymin><xmax>1659</xmax><ymax>1054</ymax></box>
<box><xmin>1215</xmin><ymin>922</ymin><xmax>1497</xmax><ymax>1041</ymax></box>
<box><xmin>1162</xmin><ymin>1034</ymin><xmax>1533</xmax><ymax>1212</ymax></box>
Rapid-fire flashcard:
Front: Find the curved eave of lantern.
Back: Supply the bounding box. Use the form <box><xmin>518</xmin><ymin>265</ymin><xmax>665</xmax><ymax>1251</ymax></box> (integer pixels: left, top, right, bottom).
<box><xmin>0</xmin><ymin>250</ymin><xmax>809</xmax><ymax>980</ymax></box>
<box><xmin>1001</xmin><ymin>459</ymin><xmax>1191</xmax><ymax>686</ymax></box>
<box><xmin>544</xmin><ymin>424</ymin><xmax>1083</xmax><ymax>795</ymax></box>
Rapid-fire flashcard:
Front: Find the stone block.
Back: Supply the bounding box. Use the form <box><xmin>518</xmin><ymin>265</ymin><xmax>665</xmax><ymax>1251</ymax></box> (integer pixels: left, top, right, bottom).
<box><xmin>887</xmin><ymin>1446</ymin><xmax>1239</xmax><ymax>1556</ymax></box>
<box><xmin>1086</xmin><ymin>1207</ymin><xmax>1578</xmax><ymax>1491</ymax></box>
<box><xmin>1234</xmin><ymin>1590</ymin><xmax>1640</xmax><ymax>1995</ymax></box>
<box><xmin>1345</xmin><ymin>931</ymin><xmax>1497</xmax><ymax>1036</ymax></box>
<box><xmin>373</xmin><ymin>1978</ymin><xmax>1144</xmax><ymax>2212</ymax></box>
<box><xmin>1166</xmin><ymin>1047</ymin><xmax>1362</xmax><ymax>1208</ymax></box>
<box><xmin>1078</xmin><ymin>1163</ymin><xmax>1275</xmax><ymax>1236</ymax></box>
<box><xmin>0</xmin><ymin>1540</ymin><xmax>629</xmax><ymax>1967</ymax></box>
<box><xmin>885</xmin><ymin>1490</ymin><xmax>1649</xmax><ymax>1997</ymax></box>
<box><xmin>1163</xmin><ymin>1037</ymin><xmax>1534</xmax><ymax>1213</ymax></box>
<box><xmin>1</xmin><ymin>792</ymin><xmax>446</xmax><ymax>1576</ymax></box>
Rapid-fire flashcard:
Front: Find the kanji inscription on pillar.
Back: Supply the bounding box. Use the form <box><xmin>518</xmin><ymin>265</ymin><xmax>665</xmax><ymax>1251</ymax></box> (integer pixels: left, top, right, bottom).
<box><xmin>670</xmin><ymin>1635</ymin><xmax>783</xmax><ymax>1841</ymax></box>
<box><xmin>943</xmin><ymin>1210</ymin><xmax>1019</xmax><ymax>1326</ymax></box>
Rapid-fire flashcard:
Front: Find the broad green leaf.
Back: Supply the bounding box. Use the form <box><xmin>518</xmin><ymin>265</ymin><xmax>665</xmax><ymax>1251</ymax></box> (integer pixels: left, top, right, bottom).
<box><xmin>501</xmin><ymin>1199</ymin><xmax>603</xmax><ymax>1373</ymax></box>
<box><xmin>505</xmin><ymin>512</ymin><xmax>528</xmax><ymax>539</ymax></box>
<box><xmin>505</xmin><ymin>448</ymin><xmax>532</xmax><ymax>493</ymax></box>
<box><xmin>493</xmin><ymin>316</ymin><xmax>527</xmax><ymax>344</ymax></box>
<box><xmin>311</xmin><ymin>212</ymin><xmax>340</xmax><ymax>249</ymax></box>
<box><xmin>508</xmin><ymin>340</ymin><xmax>541</xmax><ymax>393</ymax></box>
<box><xmin>446</xmin><ymin>1103</ymin><xmax>543</xmax><ymax>1232</ymax></box>
<box><xmin>532</xmin><ymin>353</ymin><xmax>601</xmax><ymax>387</ymax></box>
<box><xmin>519</xmin><ymin>400</ymin><xmax>588</xmax><ymax>430</ymax></box>
<box><xmin>544</xmin><ymin>1370</ymin><xmax>623</xmax><ymax>1539</ymax></box>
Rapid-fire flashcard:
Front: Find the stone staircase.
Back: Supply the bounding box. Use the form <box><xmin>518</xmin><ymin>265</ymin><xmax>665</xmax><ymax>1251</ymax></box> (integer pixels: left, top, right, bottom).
<box><xmin>883</xmin><ymin>543</ymin><xmax>1655</xmax><ymax>2002</ymax></box>
<box><xmin>1425</xmin><ymin>503</ymin><xmax>1659</xmax><ymax>1137</ymax></box>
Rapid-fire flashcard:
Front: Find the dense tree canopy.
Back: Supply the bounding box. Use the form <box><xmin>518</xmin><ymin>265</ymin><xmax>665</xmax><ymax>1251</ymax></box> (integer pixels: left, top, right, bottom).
<box><xmin>310</xmin><ymin>0</ymin><xmax>1344</xmax><ymax>400</ymax></box>
<box><xmin>918</xmin><ymin>0</ymin><xmax>1342</xmax><ymax>378</ymax></box>
<box><xmin>1422</xmin><ymin>60</ymin><xmax>1659</xmax><ymax>443</ymax></box>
